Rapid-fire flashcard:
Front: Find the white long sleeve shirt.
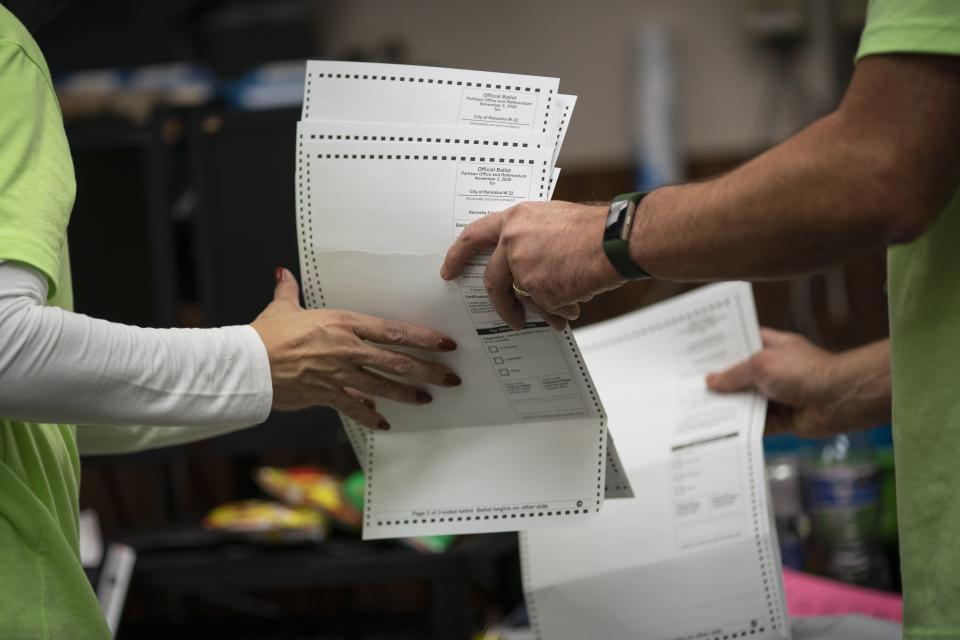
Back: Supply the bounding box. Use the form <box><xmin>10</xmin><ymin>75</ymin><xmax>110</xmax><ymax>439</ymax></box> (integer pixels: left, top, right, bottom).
<box><xmin>0</xmin><ymin>261</ymin><xmax>274</xmax><ymax>453</ymax></box>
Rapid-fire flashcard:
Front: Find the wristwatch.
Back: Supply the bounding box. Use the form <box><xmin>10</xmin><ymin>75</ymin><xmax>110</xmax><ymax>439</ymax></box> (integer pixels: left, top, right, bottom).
<box><xmin>602</xmin><ymin>191</ymin><xmax>652</xmax><ymax>280</ymax></box>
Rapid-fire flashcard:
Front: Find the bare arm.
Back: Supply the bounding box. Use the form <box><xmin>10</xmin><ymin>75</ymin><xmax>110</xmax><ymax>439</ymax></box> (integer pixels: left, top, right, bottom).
<box><xmin>631</xmin><ymin>54</ymin><xmax>960</xmax><ymax>280</ymax></box>
<box><xmin>707</xmin><ymin>330</ymin><xmax>891</xmax><ymax>438</ymax></box>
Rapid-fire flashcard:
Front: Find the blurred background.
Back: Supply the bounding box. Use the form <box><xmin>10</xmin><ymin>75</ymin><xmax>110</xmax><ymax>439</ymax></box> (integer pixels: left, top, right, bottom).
<box><xmin>40</xmin><ymin>0</ymin><xmax>897</xmax><ymax>637</ymax></box>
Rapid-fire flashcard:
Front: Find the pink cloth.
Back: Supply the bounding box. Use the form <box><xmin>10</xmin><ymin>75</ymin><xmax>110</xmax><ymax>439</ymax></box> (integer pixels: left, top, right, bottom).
<box><xmin>783</xmin><ymin>568</ymin><xmax>903</xmax><ymax>622</ymax></box>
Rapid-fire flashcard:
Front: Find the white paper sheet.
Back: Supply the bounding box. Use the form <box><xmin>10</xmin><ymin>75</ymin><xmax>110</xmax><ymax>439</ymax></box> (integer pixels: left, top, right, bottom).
<box><xmin>521</xmin><ymin>283</ymin><xmax>790</xmax><ymax>640</ymax></box>
<box><xmin>302</xmin><ymin>61</ymin><xmax>559</xmax><ymax>133</ymax></box>
<box><xmin>295</xmin><ymin>63</ymin><xmax>611</xmax><ymax>539</ymax></box>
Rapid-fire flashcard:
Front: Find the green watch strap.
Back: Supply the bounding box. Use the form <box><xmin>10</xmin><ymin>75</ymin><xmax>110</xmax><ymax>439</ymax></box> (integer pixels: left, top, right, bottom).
<box><xmin>602</xmin><ymin>191</ymin><xmax>651</xmax><ymax>280</ymax></box>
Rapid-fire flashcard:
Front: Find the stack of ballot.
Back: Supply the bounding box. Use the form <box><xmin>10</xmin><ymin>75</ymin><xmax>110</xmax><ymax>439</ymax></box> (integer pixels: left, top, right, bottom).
<box><xmin>295</xmin><ymin>61</ymin><xmax>631</xmax><ymax>541</ymax></box>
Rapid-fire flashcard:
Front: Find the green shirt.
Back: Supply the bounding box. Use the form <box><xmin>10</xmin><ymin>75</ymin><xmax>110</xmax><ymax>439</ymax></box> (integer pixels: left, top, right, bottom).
<box><xmin>857</xmin><ymin>1</ymin><xmax>960</xmax><ymax>637</ymax></box>
<box><xmin>0</xmin><ymin>10</ymin><xmax>269</xmax><ymax>635</ymax></box>
<box><xmin>0</xmin><ymin>6</ymin><xmax>112</xmax><ymax>639</ymax></box>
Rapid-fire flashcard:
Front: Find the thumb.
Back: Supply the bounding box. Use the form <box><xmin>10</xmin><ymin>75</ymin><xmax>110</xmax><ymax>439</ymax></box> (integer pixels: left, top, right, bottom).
<box><xmin>273</xmin><ymin>267</ymin><xmax>302</xmax><ymax>308</ymax></box>
<box><xmin>706</xmin><ymin>358</ymin><xmax>755</xmax><ymax>393</ymax></box>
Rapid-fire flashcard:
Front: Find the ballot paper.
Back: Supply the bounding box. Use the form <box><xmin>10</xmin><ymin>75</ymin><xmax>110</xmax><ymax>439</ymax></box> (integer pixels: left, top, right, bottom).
<box><xmin>521</xmin><ymin>283</ymin><xmax>791</xmax><ymax>640</ymax></box>
<box><xmin>302</xmin><ymin>61</ymin><xmax>559</xmax><ymax>130</ymax></box>
<box><xmin>296</xmin><ymin>61</ymin><xmax>626</xmax><ymax>539</ymax></box>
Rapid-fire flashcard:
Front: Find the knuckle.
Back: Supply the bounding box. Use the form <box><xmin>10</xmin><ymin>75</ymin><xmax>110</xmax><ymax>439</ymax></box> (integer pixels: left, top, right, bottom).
<box><xmin>383</xmin><ymin>321</ymin><xmax>405</xmax><ymax>343</ymax></box>
<box><xmin>391</xmin><ymin>356</ymin><xmax>413</xmax><ymax>375</ymax></box>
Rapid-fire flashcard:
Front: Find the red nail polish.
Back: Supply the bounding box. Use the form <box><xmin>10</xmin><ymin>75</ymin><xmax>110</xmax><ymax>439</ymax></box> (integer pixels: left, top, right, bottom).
<box><xmin>274</xmin><ymin>267</ymin><xmax>285</xmax><ymax>283</ymax></box>
<box><xmin>439</xmin><ymin>338</ymin><xmax>457</xmax><ymax>351</ymax></box>
<box><xmin>444</xmin><ymin>373</ymin><xmax>462</xmax><ymax>386</ymax></box>
<box><xmin>415</xmin><ymin>391</ymin><xmax>433</xmax><ymax>404</ymax></box>
<box><xmin>378</xmin><ymin>420</ymin><xmax>391</xmax><ymax>431</ymax></box>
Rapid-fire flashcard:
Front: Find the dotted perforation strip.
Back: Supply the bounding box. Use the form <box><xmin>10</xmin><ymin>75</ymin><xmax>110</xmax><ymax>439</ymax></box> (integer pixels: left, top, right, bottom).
<box><xmin>374</xmin><ymin>507</ymin><xmax>593</xmax><ymax>528</ymax></box>
<box><xmin>314</xmin><ymin>153</ymin><xmax>537</xmax><ymax>164</ymax></box>
<box><xmin>690</xmin><ymin>624</ymin><xmax>769</xmax><ymax>640</ymax></box>
<box><xmin>304</xmin><ymin>70</ymin><xmax>555</xmax><ymax>133</ymax></box>
<box><xmin>296</xmin><ymin>132</ymin><xmax>325</xmax><ymax>310</ymax></box>
<box><xmin>733</xmin><ymin>296</ymin><xmax>785</xmax><ymax>634</ymax></box>
<box><xmin>307</xmin><ymin>132</ymin><xmax>536</xmax><ymax>149</ymax></box>
<box><xmin>342</xmin><ymin>417</ymin><xmax>367</xmax><ymax>468</ymax></box>
<box><xmin>605</xmin><ymin>450</ymin><xmax>629</xmax><ymax>493</ymax></box>
<box><xmin>313</xmin><ymin>70</ymin><xmax>548</xmax><ymax>92</ymax></box>
<box><xmin>519</xmin><ymin>533</ymin><xmax>544</xmax><ymax>640</ymax></box>
<box><xmin>561</xmin><ymin>327</ymin><xmax>606</xmax><ymax>512</ymax></box>
<box><xmin>584</xmin><ymin>298</ymin><xmax>734</xmax><ymax>353</ymax></box>
<box><xmin>553</xmin><ymin>102</ymin><xmax>571</xmax><ymax>151</ymax></box>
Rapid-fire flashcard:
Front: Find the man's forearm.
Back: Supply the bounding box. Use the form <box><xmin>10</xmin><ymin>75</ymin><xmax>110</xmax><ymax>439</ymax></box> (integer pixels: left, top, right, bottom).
<box><xmin>629</xmin><ymin>55</ymin><xmax>960</xmax><ymax>281</ymax></box>
<box><xmin>827</xmin><ymin>338</ymin><xmax>892</xmax><ymax>432</ymax></box>
<box><xmin>630</xmin><ymin>113</ymin><xmax>893</xmax><ymax>280</ymax></box>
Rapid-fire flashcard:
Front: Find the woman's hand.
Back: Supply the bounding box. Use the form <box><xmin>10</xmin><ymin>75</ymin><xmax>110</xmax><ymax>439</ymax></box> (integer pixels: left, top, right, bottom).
<box><xmin>706</xmin><ymin>328</ymin><xmax>891</xmax><ymax>438</ymax></box>
<box><xmin>251</xmin><ymin>268</ymin><xmax>461</xmax><ymax>431</ymax></box>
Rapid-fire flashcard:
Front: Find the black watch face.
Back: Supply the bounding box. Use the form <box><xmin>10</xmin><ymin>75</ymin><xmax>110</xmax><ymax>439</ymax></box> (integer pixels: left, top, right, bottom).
<box><xmin>604</xmin><ymin>200</ymin><xmax>630</xmax><ymax>242</ymax></box>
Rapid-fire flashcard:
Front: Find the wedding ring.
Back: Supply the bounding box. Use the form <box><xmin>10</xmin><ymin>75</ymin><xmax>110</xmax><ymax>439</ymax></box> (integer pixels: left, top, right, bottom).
<box><xmin>512</xmin><ymin>282</ymin><xmax>531</xmax><ymax>297</ymax></box>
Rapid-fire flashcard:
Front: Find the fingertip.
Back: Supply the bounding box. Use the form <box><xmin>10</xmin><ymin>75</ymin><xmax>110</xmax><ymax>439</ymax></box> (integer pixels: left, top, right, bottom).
<box><xmin>705</xmin><ymin>373</ymin><xmax>721</xmax><ymax>390</ymax></box>
<box><xmin>444</xmin><ymin>373</ymin><xmax>462</xmax><ymax>387</ymax></box>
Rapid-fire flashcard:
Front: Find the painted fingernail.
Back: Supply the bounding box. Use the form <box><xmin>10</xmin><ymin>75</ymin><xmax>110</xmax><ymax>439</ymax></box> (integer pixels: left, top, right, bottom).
<box><xmin>378</xmin><ymin>420</ymin><xmax>391</xmax><ymax>431</ymax></box>
<box><xmin>444</xmin><ymin>373</ymin><xmax>462</xmax><ymax>386</ymax></box>
<box><xmin>274</xmin><ymin>267</ymin><xmax>285</xmax><ymax>283</ymax></box>
<box><xmin>415</xmin><ymin>391</ymin><xmax>433</xmax><ymax>404</ymax></box>
<box><xmin>439</xmin><ymin>338</ymin><xmax>457</xmax><ymax>351</ymax></box>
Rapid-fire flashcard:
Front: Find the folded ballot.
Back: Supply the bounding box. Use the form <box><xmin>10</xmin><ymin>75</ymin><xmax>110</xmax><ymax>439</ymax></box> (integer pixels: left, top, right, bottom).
<box><xmin>295</xmin><ymin>61</ymin><xmax>630</xmax><ymax>540</ymax></box>
<box><xmin>521</xmin><ymin>283</ymin><xmax>791</xmax><ymax>640</ymax></box>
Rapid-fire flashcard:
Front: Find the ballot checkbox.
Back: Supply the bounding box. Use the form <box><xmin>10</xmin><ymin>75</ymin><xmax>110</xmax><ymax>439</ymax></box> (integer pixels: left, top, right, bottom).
<box><xmin>498</xmin><ymin>368</ymin><xmax>510</xmax><ymax>377</ymax></box>
<box><xmin>493</xmin><ymin>357</ymin><xmax>505</xmax><ymax>365</ymax></box>
<box><xmin>488</xmin><ymin>346</ymin><xmax>500</xmax><ymax>353</ymax></box>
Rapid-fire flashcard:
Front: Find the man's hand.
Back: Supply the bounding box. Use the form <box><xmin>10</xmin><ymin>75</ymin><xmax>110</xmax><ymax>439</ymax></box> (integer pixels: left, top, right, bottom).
<box><xmin>706</xmin><ymin>328</ymin><xmax>891</xmax><ymax>438</ymax></box>
<box><xmin>441</xmin><ymin>201</ymin><xmax>626</xmax><ymax>331</ymax></box>
<box><xmin>251</xmin><ymin>268</ymin><xmax>461</xmax><ymax>431</ymax></box>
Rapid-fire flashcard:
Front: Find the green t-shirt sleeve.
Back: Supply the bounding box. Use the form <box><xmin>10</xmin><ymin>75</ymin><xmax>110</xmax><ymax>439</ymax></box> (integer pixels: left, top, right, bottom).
<box><xmin>857</xmin><ymin>0</ymin><xmax>960</xmax><ymax>61</ymax></box>
<box><xmin>0</xmin><ymin>38</ymin><xmax>75</xmax><ymax>298</ymax></box>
